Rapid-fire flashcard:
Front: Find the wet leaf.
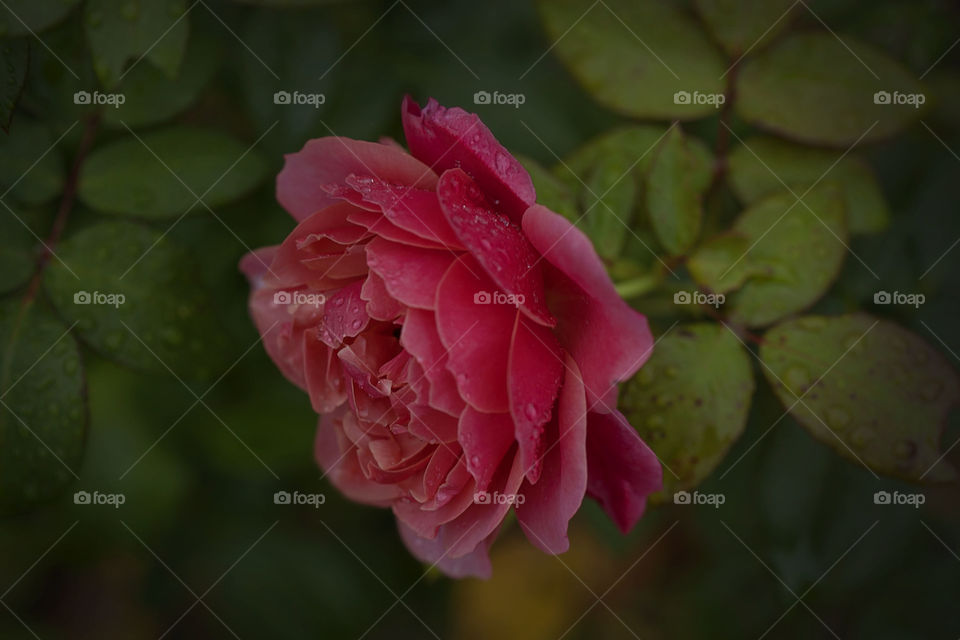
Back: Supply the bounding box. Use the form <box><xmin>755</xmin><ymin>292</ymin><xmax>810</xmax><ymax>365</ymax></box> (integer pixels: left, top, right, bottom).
<box><xmin>622</xmin><ymin>323</ymin><xmax>754</xmax><ymax>500</ymax></box>
<box><xmin>725</xmin><ymin>184</ymin><xmax>848</xmax><ymax>327</ymax></box>
<box><xmin>78</xmin><ymin>126</ymin><xmax>267</xmax><ymax>220</ymax></box>
<box><xmin>646</xmin><ymin>126</ymin><xmax>705</xmax><ymax>256</ymax></box>
<box><xmin>760</xmin><ymin>314</ymin><xmax>960</xmax><ymax>482</ymax></box>
<box><xmin>539</xmin><ymin>0</ymin><xmax>726</xmax><ymax>119</ymax></box>
<box><xmin>83</xmin><ymin>0</ymin><xmax>189</xmax><ymax>88</ymax></box>
<box><xmin>0</xmin><ymin>117</ymin><xmax>66</xmax><ymax>206</ymax></box>
<box><xmin>728</xmin><ymin>136</ymin><xmax>889</xmax><ymax>234</ymax></box>
<box><xmin>103</xmin><ymin>30</ymin><xmax>221</xmax><ymax>129</ymax></box>
<box><xmin>736</xmin><ymin>32</ymin><xmax>925</xmax><ymax>146</ymax></box>
<box><xmin>694</xmin><ymin>0</ymin><xmax>797</xmax><ymax>56</ymax></box>
<box><xmin>43</xmin><ymin>221</ymin><xmax>229</xmax><ymax>381</ymax></box>
<box><xmin>0</xmin><ymin>299</ymin><xmax>86</xmax><ymax>514</ymax></box>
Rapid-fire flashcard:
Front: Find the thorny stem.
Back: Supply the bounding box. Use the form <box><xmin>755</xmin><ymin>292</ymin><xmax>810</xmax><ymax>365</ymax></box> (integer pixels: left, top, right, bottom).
<box><xmin>23</xmin><ymin>112</ymin><xmax>101</xmax><ymax>305</ymax></box>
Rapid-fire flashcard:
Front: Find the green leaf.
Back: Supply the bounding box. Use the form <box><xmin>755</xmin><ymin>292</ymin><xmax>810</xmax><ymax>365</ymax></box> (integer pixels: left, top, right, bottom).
<box><xmin>83</xmin><ymin>0</ymin><xmax>189</xmax><ymax>88</ymax></box>
<box><xmin>646</xmin><ymin>127</ymin><xmax>705</xmax><ymax>256</ymax></box>
<box><xmin>728</xmin><ymin>136</ymin><xmax>889</xmax><ymax>234</ymax></box>
<box><xmin>687</xmin><ymin>233</ymin><xmax>759</xmax><ymax>294</ymax></box>
<box><xmin>694</xmin><ymin>0</ymin><xmax>796</xmax><ymax>56</ymax></box>
<box><xmin>0</xmin><ymin>299</ymin><xmax>86</xmax><ymax>514</ymax></box>
<box><xmin>725</xmin><ymin>184</ymin><xmax>847</xmax><ymax>327</ymax></box>
<box><xmin>0</xmin><ymin>37</ymin><xmax>28</xmax><ymax>131</ymax></box>
<box><xmin>538</xmin><ymin>0</ymin><xmax>726</xmax><ymax>119</ymax></box>
<box><xmin>0</xmin><ymin>0</ymin><xmax>80</xmax><ymax>37</ymax></box>
<box><xmin>78</xmin><ymin>126</ymin><xmax>267</xmax><ymax>220</ymax></box>
<box><xmin>103</xmin><ymin>30</ymin><xmax>221</xmax><ymax>129</ymax></box>
<box><xmin>622</xmin><ymin>323</ymin><xmax>754</xmax><ymax>499</ymax></box>
<box><xmin>0</xmin><ymin>118</ymin><xmax>66</xmax><ymax>206</ymax></box>
<box><xmin>581</xmin><ymin>152</ymin><xmax>638</xmax><ymax>259</ymax></box>
<box><xmin>760</xmin><ymin>314</ymin><xmax>960</xmax><ymax>482</ymax></box>
<box><xmin>517</xmin><ymin>155</ymin><xmax>578</xmax><ymax>222</ymax></box>
<box><xmin>555</xmin><ymin>125</ymin><xmax>713</xmax><ymax>260</ymax></box>
<box><xmin>736</xmin><ymin>32</ymin><xmax>925</xmax><ymax>146</ymax></box>
<box><xmin>43</xmin><ymin>221</ymin><xmax>229</xmax><ymax>381</ymax></box>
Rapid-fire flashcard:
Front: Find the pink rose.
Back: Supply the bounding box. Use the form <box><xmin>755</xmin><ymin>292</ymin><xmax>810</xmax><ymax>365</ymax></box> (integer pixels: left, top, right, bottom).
<box><xmin>241</xmin><ymin>97</ymin><xmax>661</xmax><ymax>578</ymax></box>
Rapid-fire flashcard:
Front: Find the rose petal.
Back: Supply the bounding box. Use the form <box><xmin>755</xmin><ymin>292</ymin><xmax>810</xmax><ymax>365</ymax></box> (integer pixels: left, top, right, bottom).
<box><xmin>406</xmin><ymin>405</ymin><xmax>460</xmax><ymax>444</ymax></box>
<box><xmin>434</xmin><ymin>255</ymin><xmax>513</xmax><ymax>413</ymax></box>
<box><xmin>398</xmin><ymin>520</ymin><xmax>493</xmax><ymax>579</ymax></box>
<box><xmin>314</xmin><ymin>281</ymin><xmax>370</xmax><ymax>348</ymax></box>
<box><xmin>343</xmin><ymin>175</ymin><xmax>465</xmax><ymax>250</ymax></box>
<box><xmin>347</xmin><ymin>207</ymin><xmax>452</xmax><ymax>250</ymax></box>
<box><xmin>402</xmin><ymin>96</ymin><xmax>535</xmax><ymax>223</ymax></box>
<box><xmin>315</xmin><ymin>410</ymin><xmax>403</xmax><ymax>506</ymax></box>
<box><xmin>360</xmin><ymin>271</ymin><xmax>404</xmax><ymax>322</ymax></box>
<box><xmin>522</xmin><ymin>204</ymin><xmax>654</xmax><ymax>410</ymax></box>
<box><xmin>458</xmin><ymin>407</ymin><xmax>515</xmax><ymax>492</ymax></box>
<box><xmin>400</xmin><ymin>309</ymin><xmax>466</xmax><ymax>416</ymax></box>
<box><xmin>436</xmin><ymin>168</ymin><xmax>554</xmax><ymax>328</ymax></box>
<box><xmin>439</xmin><ymin>449</ymin><xmax>525</xmax><ymax>557</ymax></box>
<box><xmin>508</xmin><ymin>312</ymin><xmax>563</xmax><ymax>483</ymax></box>
<box><xmin>585</xmin><ymin>410</ymin><xmax>662</xmax><ymax>533</ymax></box>
<box><xmin>303</xmin><ymin>328</ymin><xmax>346</xmax><ymax>413</ymax></box>
<box><xmin>278</xmin><ymin>136</ymin><xmax>438</xmax><ymax>221</ymax></box>
<box><xmin>516</xmin><ymin>353</ymin><xmax>587</xmax><ymax>553</ymax></box>
<box><xmin>269</xmin><ymin>202</ymin><xmax>371</xmax><ymax>289</ymax></box>
<box><xmin>366</xmin><ymin>238</ymin><xmax>456</xmax><ymax>310</ymax></box>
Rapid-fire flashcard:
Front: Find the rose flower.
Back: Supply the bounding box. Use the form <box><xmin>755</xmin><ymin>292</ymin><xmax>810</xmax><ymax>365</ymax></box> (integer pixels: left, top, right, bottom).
<box><xmin>241</xmin><ymin>97</ymin><xmax>661</xmax><ymax>578</ymax></box>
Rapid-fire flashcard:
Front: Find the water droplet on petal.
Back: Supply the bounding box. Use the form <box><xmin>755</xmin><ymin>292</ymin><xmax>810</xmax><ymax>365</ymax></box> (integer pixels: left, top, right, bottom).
<box><xmin>523</xmin><ymin>403</ymin><xmax>538</xmax><ymax>421</ymax></box>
